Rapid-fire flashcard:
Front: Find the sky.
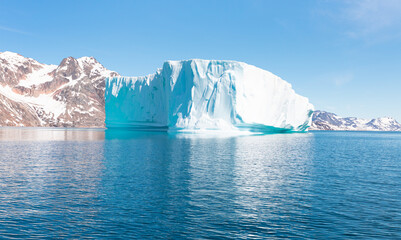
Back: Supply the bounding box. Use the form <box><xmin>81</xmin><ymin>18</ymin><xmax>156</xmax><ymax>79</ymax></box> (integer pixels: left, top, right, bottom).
<box><xmin>0</xmin><ymin>0</ymin><xmax>400</xmax><ymax>120</ymax></box>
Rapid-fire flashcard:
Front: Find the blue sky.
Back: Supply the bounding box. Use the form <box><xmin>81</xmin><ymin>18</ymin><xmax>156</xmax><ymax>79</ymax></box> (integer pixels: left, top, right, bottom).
<box><xmin>1</xmin><ymin>0</ymin><xmax>400</xmax><ymax>120</ymax></box>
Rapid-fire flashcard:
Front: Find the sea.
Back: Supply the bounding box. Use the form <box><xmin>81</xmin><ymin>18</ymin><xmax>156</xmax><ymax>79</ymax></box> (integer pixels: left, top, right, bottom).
<box><xmin>0</xmin><ymin>128</ymin><xmax>400</xmax><ymax>239</ymax></box>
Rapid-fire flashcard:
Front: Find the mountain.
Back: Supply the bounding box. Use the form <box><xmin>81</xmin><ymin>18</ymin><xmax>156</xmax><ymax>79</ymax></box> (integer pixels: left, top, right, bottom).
<box><xmin>105</xmin><ymin>59</ymin><xmax>314</xmax><ymax>133</ymax></box>
<box><xmin>311</xmin><ymin>110</ymin><xmax>401</xmax><ymax>131</ymax></box>
<box><xmin>0</xmin><ymin>51</ymin><xmax>119</xmax><ymax>127</ymax></box>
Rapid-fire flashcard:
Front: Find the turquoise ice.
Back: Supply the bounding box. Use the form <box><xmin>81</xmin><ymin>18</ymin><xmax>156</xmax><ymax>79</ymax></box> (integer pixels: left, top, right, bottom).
<box><xmin>105</xmin><ymin>60</ymin><xmax>314</xmax><ymax>133</ymax></box>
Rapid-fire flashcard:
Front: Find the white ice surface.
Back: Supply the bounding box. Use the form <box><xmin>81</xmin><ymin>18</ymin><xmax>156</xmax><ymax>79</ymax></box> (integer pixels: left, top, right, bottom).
<box><xmin>105</xmin><ymin>59</ymin><xmax>314</xmax><ymax>133</ymax></box>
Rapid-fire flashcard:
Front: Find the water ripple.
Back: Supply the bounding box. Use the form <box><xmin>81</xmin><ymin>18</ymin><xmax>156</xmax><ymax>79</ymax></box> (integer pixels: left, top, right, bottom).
<box><xmin>0</xmin><ymin>129</ymin><xmax>399</xmax><ymax>239</ymax></box>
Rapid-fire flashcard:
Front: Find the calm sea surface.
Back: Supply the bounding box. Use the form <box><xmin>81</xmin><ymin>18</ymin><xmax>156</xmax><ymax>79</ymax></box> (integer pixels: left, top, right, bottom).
<box><xmin>0</xmin><ymin>128</ymin><xmax>400</xmax><ymax>239</ymax></box>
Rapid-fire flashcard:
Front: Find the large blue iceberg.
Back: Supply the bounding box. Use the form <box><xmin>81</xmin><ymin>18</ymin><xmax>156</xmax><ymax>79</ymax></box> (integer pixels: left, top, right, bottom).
<box><xmin>105</xmin><ymin>60</ymin><xmax>314</xmax><ymax>133</ymax></box>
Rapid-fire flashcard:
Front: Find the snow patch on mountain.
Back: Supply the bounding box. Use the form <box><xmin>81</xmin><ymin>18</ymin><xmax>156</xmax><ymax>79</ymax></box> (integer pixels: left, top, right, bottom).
<box><xmin>311</xmin><ymin>110</ymin><xmax>401</xmax><ymax>131</ymax></box>
<box><xmin>18</xmin><ymin>65</ymin><xmax>58</xmax><ymax>87</ymax></box>
<box><xmin>0</xmin><ymin>84</ymin><xmax>66</xmax><ymax>118</ymax></box>
<box><xmin>0</xmin><ymin>51</ymin><xmax>36</xmax><ymax>71</ymax></box>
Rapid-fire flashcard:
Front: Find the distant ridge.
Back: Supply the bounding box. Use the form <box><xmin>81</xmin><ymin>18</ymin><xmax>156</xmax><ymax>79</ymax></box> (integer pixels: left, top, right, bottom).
<box><xmin>310</xmin><ymin>110</ymin><xmax>401</xmax><ymax>131</ymax></box>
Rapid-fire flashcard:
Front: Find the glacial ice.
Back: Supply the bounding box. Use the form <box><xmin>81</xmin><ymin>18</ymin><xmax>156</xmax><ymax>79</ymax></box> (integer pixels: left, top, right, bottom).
<box><xmin>105</xmin><ymin>59</ymin><xmax>314</xmax><ymax>133</ymax></box>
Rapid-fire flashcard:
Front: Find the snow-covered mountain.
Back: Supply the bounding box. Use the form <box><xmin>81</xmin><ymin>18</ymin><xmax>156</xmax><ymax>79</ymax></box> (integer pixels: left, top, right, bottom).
<box><xmin>106</xmin><ymin>59</ymin><xmax>314</xmax><ymax>133</ymax></box>
<box><xmin>0</xmin><ymin>51</ymin><xmax>119</xmax><ymax>127</ymax></box>
<box><xmin>311</xmin><ymin>110</ymin><xmax>401</xmax><ymax>131</ymax></box>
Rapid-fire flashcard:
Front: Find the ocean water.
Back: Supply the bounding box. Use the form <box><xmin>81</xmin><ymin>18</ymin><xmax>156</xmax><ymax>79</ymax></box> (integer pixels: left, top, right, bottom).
<box><xmin>0</xmin><ymin>128</ymin><xmax>400</xmax><ymax>239</ymax></box>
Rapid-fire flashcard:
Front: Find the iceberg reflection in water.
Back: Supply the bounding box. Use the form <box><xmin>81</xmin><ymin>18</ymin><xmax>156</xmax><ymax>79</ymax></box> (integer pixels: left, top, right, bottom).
<box><xmin>0</xmin><ymin>128</ymin><xmax>400</xmax><ymax>239</ymax></box>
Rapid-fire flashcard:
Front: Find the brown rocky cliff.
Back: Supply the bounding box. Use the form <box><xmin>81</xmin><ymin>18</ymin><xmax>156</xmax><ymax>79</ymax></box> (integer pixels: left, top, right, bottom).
<box><xmin>0</xmin><ymin>51</ymin><xmax>119</xmax><ymax>127</ymax></box>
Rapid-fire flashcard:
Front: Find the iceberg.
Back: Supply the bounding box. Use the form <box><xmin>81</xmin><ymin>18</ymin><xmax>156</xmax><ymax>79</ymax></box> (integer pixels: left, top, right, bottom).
<box><xmin>105</xmin><ymin>59</ymin><xmax>314</xmax><ymax>133</ymax></box>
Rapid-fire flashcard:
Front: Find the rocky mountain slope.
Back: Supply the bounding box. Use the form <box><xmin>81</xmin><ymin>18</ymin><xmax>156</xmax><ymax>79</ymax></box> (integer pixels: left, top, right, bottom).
<box><xmin>0</xmin><ymin>51</ymin><xmax>118</xmax><ymax>127</ymax></box>
<box><xmin>311</xmin><ymin>110</ymin><xmax>401</xmax><ymax>131</ymax></box>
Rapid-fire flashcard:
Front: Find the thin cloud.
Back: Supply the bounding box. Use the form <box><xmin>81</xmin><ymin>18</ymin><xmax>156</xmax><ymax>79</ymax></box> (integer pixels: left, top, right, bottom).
<box><xmin>342</xmin><ymin>0</ymin><xmax>401</xmax><ymax>39</ymax></box>
<box><xmin>316</xmin><ymin>71</ymin><xmax>353</xmax><ymax>87</ymax></box>
<box><xmin>0</xmin><ymin>25</ymin><xmax>29</xmax><ymax>35</ymax></box>
<box><xmin>315</xmin><ymin>0</ymin><xmax>401</xmax><ymax>42</ymax></box>
<box><xmin>332</xmin><ymin>73</ymin><xmax>353</xmax><ymax>87</ymax></box>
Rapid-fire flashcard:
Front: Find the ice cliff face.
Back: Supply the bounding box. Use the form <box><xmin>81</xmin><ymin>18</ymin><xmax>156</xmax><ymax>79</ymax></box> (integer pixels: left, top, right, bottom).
<box><xmin>105</xmin><ymin>60</ymin><xmax>314</xmax><ymax>133</ymax></box>
<box><xmin>311</xmin><ymin>110</ymin><xmax>401</xmax><ymax>131</ymax></box>
<box><xmin>0</xmin><ymin>51</ymin><xmax>118</xmax><ymax>127</ymax></box>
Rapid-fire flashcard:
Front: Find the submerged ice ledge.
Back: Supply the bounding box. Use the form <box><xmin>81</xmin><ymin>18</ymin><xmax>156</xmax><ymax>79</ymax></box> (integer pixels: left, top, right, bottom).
<box><xmin>105</xmin><ymin>59</ymin><xmax>314</xmax><ymax>134</ymax></box>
